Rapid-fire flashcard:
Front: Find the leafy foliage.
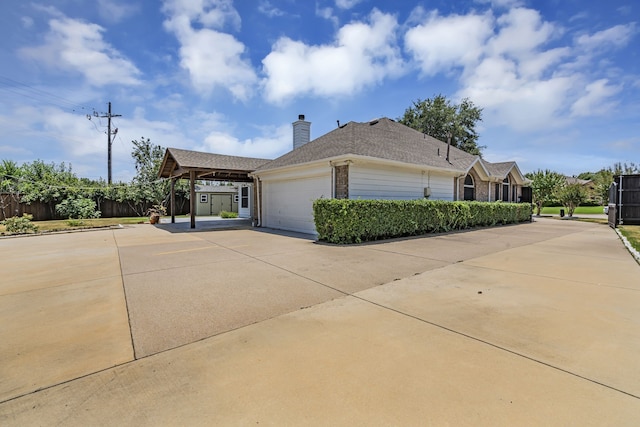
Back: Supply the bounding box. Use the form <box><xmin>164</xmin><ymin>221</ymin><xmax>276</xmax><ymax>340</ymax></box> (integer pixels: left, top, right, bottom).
<box><xmin>525</xmin><ymin>169</ymin><xmax>566</xmax><ymax>215</ymax></box>
<box><xmin>220</xmin><ymin>210</ymin><xmax>238</xmax><ymax>218</ymax></box>
<box><xmin>557</xmin><ymin>183</ymin><xmax>586</xmax><ymax>217</ymax></box>
<box><xmin>398</xmin><ymin>94</ymin><xmax>484</xmax><ymax>155</ymax></box>
<box><xmin>1</xmin><ymin>214</ymin><xmax>38</xmax><ymax>234</ymax></box>
<box><xmin>55</xmin><ymin>197</ymin><xmax>101</xmax><ymax>219</ymax></box>
<box><xmin>313</xmin><ymin>199</ymin><xmax>532</xmax><ymax>244</ymax></box>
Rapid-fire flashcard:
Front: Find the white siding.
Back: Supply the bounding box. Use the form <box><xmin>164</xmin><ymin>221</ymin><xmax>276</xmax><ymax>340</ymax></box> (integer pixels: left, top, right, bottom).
<box><xmin>349</xmin><ymin>164</ymin><xmax>454</xmax><ymax>201</ymax></box>
<box><xmin>262</xmin><ymin>174</ymin><xmax>331</xmax><ymax>235</ymax></box>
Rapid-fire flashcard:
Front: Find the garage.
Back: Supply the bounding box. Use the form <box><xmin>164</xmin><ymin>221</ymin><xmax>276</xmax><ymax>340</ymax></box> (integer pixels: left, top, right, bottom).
<box><xmin>262</xmin><ymin>174</ymin><xmax>331</xmax><ymax>234</ymax></box>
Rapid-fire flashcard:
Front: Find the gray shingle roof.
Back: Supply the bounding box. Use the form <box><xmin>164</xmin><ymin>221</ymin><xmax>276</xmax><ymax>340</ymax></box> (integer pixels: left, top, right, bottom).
<box><xmin>159</xmin><ymin>147</ymin><xmax>271</xmax><ymax>179</ymax></box>
<box><xmin>166</xmin><ymin>148</ymin><xmax>271</xmax><ymax>171</ymax></box>
<box><xmin>484</xmin><ymin>161</ymin><xmax>516</xmax><ymax>178</ymax></box>
<box><xmin>253</xmin><ymin>118</ymin><xmax>478</xmax><ymax>173</ymax></box>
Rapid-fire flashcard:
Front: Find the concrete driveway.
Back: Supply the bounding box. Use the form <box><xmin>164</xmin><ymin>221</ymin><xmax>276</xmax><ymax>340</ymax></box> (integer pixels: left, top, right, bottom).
<box><xmin>0</xmin><ymin>218</ymin><xmax>639</xmax><ymax>425</ymax></box>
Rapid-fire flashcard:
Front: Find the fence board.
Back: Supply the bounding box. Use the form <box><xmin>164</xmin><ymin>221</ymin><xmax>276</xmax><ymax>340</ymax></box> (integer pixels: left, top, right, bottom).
<box><xmin>0</xmin><ymin>194</ymin><xmax>190</xmax><ymax>221</ymax></box>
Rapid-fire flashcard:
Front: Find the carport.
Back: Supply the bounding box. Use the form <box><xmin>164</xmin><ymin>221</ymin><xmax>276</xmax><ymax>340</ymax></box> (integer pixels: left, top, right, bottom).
<box><xmin>158</xmin><ymin>148</ymin><xmax>271</xmax><ymax>229</ymax></box>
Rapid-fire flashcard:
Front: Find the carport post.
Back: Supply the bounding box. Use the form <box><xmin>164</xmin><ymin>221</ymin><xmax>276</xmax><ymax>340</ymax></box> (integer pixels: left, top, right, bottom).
<box><xmin>170</xmin><ymin>178</ymin><xmax>176</xmax><ymax>224</ymax></box>
<box><xmin>190</xmin><ymin>170</ymin><xmax>196</xmax><ymax>229</ymax></box>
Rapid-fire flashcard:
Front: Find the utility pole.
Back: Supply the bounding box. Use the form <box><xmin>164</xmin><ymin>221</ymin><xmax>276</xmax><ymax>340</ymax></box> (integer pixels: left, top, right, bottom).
<box><xmin>98</xmin><ymin>102</ymin><xmax>122</xmax><ymax>184</ymax></box>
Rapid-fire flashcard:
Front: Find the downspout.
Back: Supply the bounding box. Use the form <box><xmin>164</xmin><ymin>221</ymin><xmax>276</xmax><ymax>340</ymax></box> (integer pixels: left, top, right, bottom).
<box><xmin>456</xmin><ymin>173</ymin><xmax>466</xmax><ymax>201</ymax></box>
<box><xmin>255</xmin><ymin>177</ymin><xmax>262</xmax><ymax>227</ymax></box>
<box><xmin>331</xmin><ymin>163</ymin><xmax>335</xmax><ymax>198</ymax></box>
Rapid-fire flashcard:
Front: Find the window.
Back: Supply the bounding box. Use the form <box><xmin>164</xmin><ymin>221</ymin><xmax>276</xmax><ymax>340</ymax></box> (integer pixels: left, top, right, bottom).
<box><xmin>200</xmin><ymin>194</ymin><xmax>208</xmax><ymax>203</ymax></box>
<box><xmin>463</xmin><ymin>175</ymin><xmax>475</xmax><ymax>201</ymax></box>
<box><xmin>502</xmin><ymin>177</ymin><xmax>510</xmax><ymax>202</ymax></box>
<box><xmin>241</xmin><ymin>187</ymin><xmax>249</xmax><ymax>208</ymax></box>
<box><xmin>495</xmin><ymin>183</ymin><xmax>500</xmax><ymax>201</ymax></box>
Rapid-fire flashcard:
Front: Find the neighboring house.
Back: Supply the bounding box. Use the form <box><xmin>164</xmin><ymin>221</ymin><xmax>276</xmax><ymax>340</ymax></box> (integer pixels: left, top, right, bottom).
<box><xmin>160</xmin><ymin>116</ymin><xmax>530</xmax><ymax>234</ymax></box>
<box><xmin>251</xmin><ymin>116</ymin><xmax>530</xmax><ymax>234</ymax></box>
<box><xmin>565</xmin><ymin>176</ymin><xmax>597</xmax><ymax>202</ymax></box>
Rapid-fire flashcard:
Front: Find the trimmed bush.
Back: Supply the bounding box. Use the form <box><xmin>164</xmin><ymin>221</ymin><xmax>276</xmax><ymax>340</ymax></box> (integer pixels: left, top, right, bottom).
<box><xmin>313</xmin><ymin>199</ymin><xmax>532</xmax><ymax>244</ymax></box>
<box><xmin>220</xmin><ymin>210</ymin><xmax>238</xmax><ymax>218</ymax></box>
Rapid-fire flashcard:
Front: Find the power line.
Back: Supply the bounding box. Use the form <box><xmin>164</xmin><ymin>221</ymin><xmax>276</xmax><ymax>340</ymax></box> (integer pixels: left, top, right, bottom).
<box><xmin>0</xmin><ymin>75</ymin><xmax>93</xmax><ymax>113</ymax></box>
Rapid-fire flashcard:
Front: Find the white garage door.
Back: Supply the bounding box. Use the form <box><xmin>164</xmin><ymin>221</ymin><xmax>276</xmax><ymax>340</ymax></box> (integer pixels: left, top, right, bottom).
<box><xmin>263</xmin><ymin>175</ymin><xmax>331</xmax><ymax>234</ymax></box>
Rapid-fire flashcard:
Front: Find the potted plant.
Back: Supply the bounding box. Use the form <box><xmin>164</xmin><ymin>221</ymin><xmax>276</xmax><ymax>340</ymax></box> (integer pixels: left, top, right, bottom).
<box><xmin>147</xmin><ymin>204</ymin><xmax>166</xmax><ymax>224</ymax></box>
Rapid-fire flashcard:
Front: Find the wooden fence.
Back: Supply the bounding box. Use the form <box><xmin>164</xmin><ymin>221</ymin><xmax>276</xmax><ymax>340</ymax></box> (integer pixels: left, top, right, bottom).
<box><xmin>0</xmin><ymin>193</ymin><xmax>190</xmax><ymax>221</ymax></box>
<box><xmin>608</xmin><ymin>174</ymin><xmax>640</xmax><ymax>227</ymax></box>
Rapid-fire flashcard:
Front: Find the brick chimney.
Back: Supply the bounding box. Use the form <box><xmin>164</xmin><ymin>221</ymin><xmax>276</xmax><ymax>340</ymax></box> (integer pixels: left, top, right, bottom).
<box><xmin>292</xmin><ymin>114</ymin><xmax>310</xmax><ymax>150</ymax></box>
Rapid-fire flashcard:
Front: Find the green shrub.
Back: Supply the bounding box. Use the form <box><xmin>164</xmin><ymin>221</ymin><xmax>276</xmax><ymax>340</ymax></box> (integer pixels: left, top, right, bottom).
<box><xmin>55</xmin><ymin>197</ymin><xmax>101</xmax><ymax>219</ymax></box>
<box><xmin>313</xmin><ymin>199</ymin><xmax>532</xmax><ymax>244</ymax></box>
<box><xmin>2</xmin><ymin>213</ymin><xmax>39</xmax><ymax>234</ymax></box>
<box><xmin>220</xmin><ymin>210</ymin><xmax>238</xmax><ymax>218</ymax></box>
<box><xmin>66</xmin><ymin>219</ymin><xmax>85</xmax><ymax>227</ymax></box>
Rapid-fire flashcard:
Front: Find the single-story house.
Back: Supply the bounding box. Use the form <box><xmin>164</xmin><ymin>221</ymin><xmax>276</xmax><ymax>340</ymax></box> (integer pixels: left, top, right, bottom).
<box><xmin>250</xmin><ymin>116</ymin><xmax>530</xmax><ymax>234</ymax></box>
<box><xmin>160</xmin><ymin>115</ymin><xmax>530</xmax><ymax>234</ymax></box>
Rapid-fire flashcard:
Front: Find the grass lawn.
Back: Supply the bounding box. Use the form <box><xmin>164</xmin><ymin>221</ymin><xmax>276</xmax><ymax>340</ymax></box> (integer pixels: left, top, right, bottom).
<box><xmin>1</xmin><ymin>216</ymin><xmax>149</xmax><ymax>235</ymax></box>
<box><xmin>541</xmin><ymin>206</ymin><xmax>605</xmax><ymax>215</ymax></box>
<box><xmin>619</xmin><ymin>225</ymin><xmax>640</xmax><ymax>253</ymax></box>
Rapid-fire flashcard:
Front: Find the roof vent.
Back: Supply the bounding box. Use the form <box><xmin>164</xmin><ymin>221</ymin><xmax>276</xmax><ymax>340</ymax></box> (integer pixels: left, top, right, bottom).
<box><xmin>369</xmin><ymin>119</ymin><xmax>379</xmax><ymax>125</ymax></box>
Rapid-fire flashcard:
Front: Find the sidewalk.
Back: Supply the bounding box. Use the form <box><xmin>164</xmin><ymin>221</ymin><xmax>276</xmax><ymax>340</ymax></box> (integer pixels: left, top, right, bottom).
<box><xmin>1</xmin><ymin>218</ymin><xmax>638</xmax><ymax>425</ymax></box>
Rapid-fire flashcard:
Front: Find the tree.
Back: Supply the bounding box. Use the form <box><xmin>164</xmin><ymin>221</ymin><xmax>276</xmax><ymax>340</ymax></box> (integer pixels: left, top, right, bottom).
<box><xmin>558</xmin><ymin>183</ymin><xmax>586</xmax><ymax>217</ymax></box>
<box><xmin>125</xmin><ymin>137</ymin><xmax>168</xmax><ymax>215</ymax></box>
<box><xmin>609</xmin><ymin>162</ymin><xmax>639</xmax><ymax>175</ymax></box>
<box><xmin>592</xmin><ymin>169</ymin><xmax>614</xmax><ymax>205</ymax></box>
<box><xmin>398</xmin><ymin>94</ymin><xmax>484</xmax><ymax>155</ymax></box>
<box><xmin>525</xmin><ymin>169</ymin><xmax>565</xmax><ymax>216</ymax></box>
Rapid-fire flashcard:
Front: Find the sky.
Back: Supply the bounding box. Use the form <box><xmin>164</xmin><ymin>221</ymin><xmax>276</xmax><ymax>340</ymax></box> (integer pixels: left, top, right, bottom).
<box><xmin>0</xmin><ymin>0</ymin><xmax>638</xmax><ymax>182</ymax></box>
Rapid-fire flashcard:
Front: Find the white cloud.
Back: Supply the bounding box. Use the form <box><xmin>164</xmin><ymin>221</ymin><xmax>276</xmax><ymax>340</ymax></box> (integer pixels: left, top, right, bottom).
<box><xmin>21</xmin><ymin>16</ymin><xmax>34</xmax><ymax>29</ymax></box>
<box><xmin>20</xmin><ymin>16</ymin><xmax>141</xmax><ymax>86</ymax></box>
<box><xmin>198</xmin><ymin>124</ymin><xmax>290</xmax><ymax>159</ymax></box>
<box><xmin>97</xmin><ymin>0</ymin><xmax>139</xmax><ymax>24</ymax></box>
<box><xmin>575</xmin><ymin>23</ymin><xmax>636</xmax><ymax>51</ymax></box>
<box><xmin>405</xmin><ymin>11</ymin><xmax>494</xmax><ymax>76</ymax></box>
<box><xmin>570</xmin><ymin>79</ymin><xmax>622</xmax><ymax>117</ymax></box>
<box><xmin>258</xmin><ymin>1</ymin><xmax>285</xmax><ymax>17</ymax></box>
<box><xmin>162</xmin><ymin>0</ymin><xmax>256</xmax><ymax>100</ymax></box>
<box><xmin>335</xmin><ymin>0</ymin><xmax>363</xmax><ymax>9</ymax></box>
<box><xmin>405</xmin><ymin>5</ymin><xmax>635</xmax><ymax>132</ymax></box>
<box><xmin>262</xmin><ymin>9</ymin><xmax>404</xmax><ymax>103</ymax></box>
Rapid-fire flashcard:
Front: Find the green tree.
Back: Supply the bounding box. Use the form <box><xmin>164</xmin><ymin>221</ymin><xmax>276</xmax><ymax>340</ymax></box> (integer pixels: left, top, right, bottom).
<box><xmin>525</xmin><ymin>169</ymin><xmax>565</xmax><ymax>216</ymax></box>
<box><xmin>398</xmin><ymin>94</ymin><xmax>484</xmax><ymax>155</ymax></box>
<box><xmin>558</xmin><ymin>183</ymin><xmax>586</xmax><ymax>217</ymax></box>
<box><xmin>592</xmin><ymin>169</ymin><xmax>614</xmax><ymax>205</ymax></box>
<box><xmin>609</xmin><ymin>162</ymin><xmax>639</xmax><ymax>175</ymax></box>
<box><xmin>0</xmin><ymin>160</ymin><xmax>22</xmax><ymax>218</ymax></box>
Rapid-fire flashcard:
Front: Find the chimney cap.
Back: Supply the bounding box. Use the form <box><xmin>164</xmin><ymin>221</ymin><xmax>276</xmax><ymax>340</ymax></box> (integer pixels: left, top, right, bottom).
<box><xmin>298</xmin><ymin>114</ymin><xmax>305</xmax><ymax>120</ymax></box>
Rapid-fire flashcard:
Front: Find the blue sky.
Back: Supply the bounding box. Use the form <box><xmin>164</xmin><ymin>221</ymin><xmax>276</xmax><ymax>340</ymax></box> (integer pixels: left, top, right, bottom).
<box><xmin>0</xmin><ymin>0</ymin><xmax>638</xmax><ymax>181</ymax></box>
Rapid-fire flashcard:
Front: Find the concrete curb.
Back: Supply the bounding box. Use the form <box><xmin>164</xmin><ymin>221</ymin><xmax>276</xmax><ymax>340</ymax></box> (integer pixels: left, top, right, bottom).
<box><xmin>615</xmin><ymin>229</ymin><xmax>640</xmax><ymax>265</ymax></box>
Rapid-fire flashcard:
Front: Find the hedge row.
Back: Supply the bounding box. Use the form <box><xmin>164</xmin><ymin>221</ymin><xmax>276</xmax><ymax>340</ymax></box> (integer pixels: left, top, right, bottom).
<box><xmin>313</xmin><ymin>199</ymin><xmax>533</xmax><ymax>244</ymax></box>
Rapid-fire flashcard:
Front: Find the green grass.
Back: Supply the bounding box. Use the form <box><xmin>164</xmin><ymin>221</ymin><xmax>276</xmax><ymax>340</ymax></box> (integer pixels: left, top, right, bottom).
<box><xmin>619</xmin><ymin>225</ymin><xmax>640</xmax><ymax>253</ymax></box>
<box><xmin>541</xmin><ymin>206</ymin><xmax>605</xmax><ymax>215</ymax></box>
<box><xmin>1</xmin><ymin>216</ymin><xmax>149</xmax><ymax>235</ymax></box>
